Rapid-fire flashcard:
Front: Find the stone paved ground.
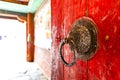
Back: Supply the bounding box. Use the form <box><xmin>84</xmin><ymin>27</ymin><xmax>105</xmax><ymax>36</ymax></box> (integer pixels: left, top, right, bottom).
<box><xmin>8</xmin><ymin>62</ymin><xmax>48</xmax><ymax>80</ymax></box>
<box><xmin>0</xmin><ymin>61</ymin><xmax>48</xmax><ymax>80</ymax></box>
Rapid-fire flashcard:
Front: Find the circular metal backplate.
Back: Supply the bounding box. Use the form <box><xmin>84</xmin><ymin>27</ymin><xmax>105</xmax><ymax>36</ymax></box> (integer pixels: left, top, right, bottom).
<box><xmin>68</xmin><ymin>17</ymin><xmax>98</xmax><ymax>60</ymax></box>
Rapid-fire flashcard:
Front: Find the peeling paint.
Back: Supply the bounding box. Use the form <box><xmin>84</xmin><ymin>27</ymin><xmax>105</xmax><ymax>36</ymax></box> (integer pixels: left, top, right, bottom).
<box><xmin>101</xmin><ymin>11</ymin><xmax>111</xmax><ymax>22</ymax></box>
<box><xmin>118</xmin><ymin>16</ymin><xmax>120</xmax><ymax>20</ymax></box>
<box><xmin>51</xmin><ymin>0</ymin><xmax>120</xmax><ymax>80</ymax></box>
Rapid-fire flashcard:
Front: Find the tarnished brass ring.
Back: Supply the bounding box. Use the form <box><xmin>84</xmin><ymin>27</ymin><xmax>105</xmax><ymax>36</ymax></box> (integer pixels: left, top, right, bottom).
<box><xmin>59</xmin><ymin>38</ymin><xmax>76</xmax><ymax>67</ymax></box>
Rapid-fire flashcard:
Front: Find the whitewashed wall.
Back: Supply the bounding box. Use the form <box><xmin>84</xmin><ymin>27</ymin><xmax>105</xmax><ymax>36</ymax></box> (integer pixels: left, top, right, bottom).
<box><xmin>34</xmin><ymin>0</ymin><xmax>51</xmax><ymax>50</ymax></box>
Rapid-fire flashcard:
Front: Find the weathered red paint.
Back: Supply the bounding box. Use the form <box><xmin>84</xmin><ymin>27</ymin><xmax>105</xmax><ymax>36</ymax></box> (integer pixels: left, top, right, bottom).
<box><xmin>51</xmin><ymin>0</ymin><xmax>120</xmax><ymax>80</ymax></box>
<box><xmin>88</xmin><ymin>0</ymin><xmax>120</xmax><ymax>80</ymax></box>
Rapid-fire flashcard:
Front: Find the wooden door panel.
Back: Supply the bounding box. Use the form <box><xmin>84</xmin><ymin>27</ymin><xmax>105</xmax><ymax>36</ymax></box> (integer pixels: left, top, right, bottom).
<box><xmin>87</xmin><ymin>0</ymin><xmax>120</xmax><ymax>79</ymax></box>
<box><xmin>51</xmin><ymin>0</ymin><xmax>88</xmax><ymax>80</ymax></box>
<box><xmin>51</xmin><ymin>0</ymin><xmax>64</xmax><ymax>80</ymax></box>
<box><xmin>63</xmin><ymin>1</ymin><xmax>87</xmax><ymax>80</ymax></box>
<box><xmin>51</xmin><ymin>0</ymin><xmax>120</xmax><ymax>80</ymax></box>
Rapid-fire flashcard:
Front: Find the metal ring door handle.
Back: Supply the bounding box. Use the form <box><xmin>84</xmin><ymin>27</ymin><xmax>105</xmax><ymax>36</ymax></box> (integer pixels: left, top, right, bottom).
<box><xmin>59</xmin><ymin>38</ymin><xmax>77</xmax><ymax>67</ymax></box>
<box><xmin>59</xmin><ymin>17</ymin><xmax>98</xmax><ymax>67</ymax></box>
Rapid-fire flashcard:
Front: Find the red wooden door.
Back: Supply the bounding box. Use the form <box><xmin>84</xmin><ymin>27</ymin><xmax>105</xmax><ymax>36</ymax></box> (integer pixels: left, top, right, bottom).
<box><xmin>51</xmin><ymin>0</ymin><xmax>120</xmax><ymax>80</ymax></box>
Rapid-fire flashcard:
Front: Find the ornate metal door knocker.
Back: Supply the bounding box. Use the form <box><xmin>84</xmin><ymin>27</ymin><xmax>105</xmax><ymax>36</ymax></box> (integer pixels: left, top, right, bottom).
<box><xmin>59</xmin><ymin>17</ymin><xmax>98</xmax><ymax>67</ymax></box>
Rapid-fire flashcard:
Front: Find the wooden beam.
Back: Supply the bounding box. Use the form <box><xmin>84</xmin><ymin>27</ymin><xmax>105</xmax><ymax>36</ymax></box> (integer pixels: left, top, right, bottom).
<box><xmin>0</xmin><ymin>15</ymin><xmax>17</xmax><ymax>20</ymax></box>
<box><xmin>0</xmin><ymin>10</ymin><xmax>27</xmax><ymax>22</ymax></box>
<box><xmin>0</xmin><ymin>10</ymin><xmax>27</xmax><ymax>16</ymax></box>
<box><xmin>17</xmin><ymin>15</ymin><xmax>27</xmax><ymax>22</ymax></box>
<box><xmin>2</xmin><ymin>0</ymin><xmax>28</xmax><ymax>5</ymax></box>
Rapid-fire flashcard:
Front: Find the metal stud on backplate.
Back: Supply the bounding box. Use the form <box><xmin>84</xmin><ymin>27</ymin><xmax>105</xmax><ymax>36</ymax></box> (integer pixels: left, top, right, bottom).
<box><xmin>68</xmin><ymin>17</ymin><xmax>98</xmax><ymax>60</ymax></box>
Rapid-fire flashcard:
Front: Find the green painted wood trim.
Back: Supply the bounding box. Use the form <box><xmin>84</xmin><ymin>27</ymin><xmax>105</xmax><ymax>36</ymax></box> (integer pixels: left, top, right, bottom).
<box><xmin>28</xmin><ymin>0</ymin><xmax>44</xmax><ymax>13</ymax></box>
<box><xmin>0</xmin><ymin>0</ymin><xmax>44</xmax><ymax>13</ymax></box>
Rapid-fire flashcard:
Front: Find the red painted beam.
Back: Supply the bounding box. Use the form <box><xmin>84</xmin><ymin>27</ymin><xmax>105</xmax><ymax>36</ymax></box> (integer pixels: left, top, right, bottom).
<box><xmin>26</xmin><ymin>13</ymin><xmax>34</xmax><ymax>62</ymax></box>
